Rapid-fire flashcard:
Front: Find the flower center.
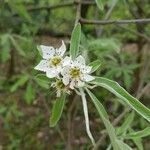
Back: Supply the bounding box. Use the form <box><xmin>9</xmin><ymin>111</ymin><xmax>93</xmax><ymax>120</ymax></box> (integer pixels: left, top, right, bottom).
<box><xmin>69</xmin><ymin>67</ymin><xmax>81</xmax><ymax>79</ymax></box>
<box><xmin>56</xmin><ymin>79</ymin><xmax>65</xmax><ymax>89</ymax></box>
<box><xmin>50</xmin><ymin>56</ymin><xmax>61</xmax><ymax>67</ymax></box>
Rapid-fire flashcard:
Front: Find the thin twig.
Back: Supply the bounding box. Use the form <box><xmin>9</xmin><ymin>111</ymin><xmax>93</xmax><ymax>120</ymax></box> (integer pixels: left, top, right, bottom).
<box><xmin>137</xmin><ymin>83</ymin><xmax>150</xmax><ymax>99</ymax></box>
<box><xmin>97</xmin><ymin>0</ymin><xmax>118</xmax><ymax>36</ymax></box>
<box><xmin>75</xmin><ymin>0</ymin><xmax>82</xmax><ymax>25</ymax></box>
<box><xmin>13</xmin><ymin>1</ymin><xmax>95</xmax><ymax>16</ymax></box>
<box><xmin>116</xmin><ymin>24</ymin><xmax>150</xmax><ymax>42</ymax></box>
<box><xmin>80</xmin><ymin>18</ymin><xmax>150</xmax><ymax>25</ymax></box>
<box><xmin>36</xmin><ymin>28</ymin><xmax>71</xmax><ymax>37</ymax></box>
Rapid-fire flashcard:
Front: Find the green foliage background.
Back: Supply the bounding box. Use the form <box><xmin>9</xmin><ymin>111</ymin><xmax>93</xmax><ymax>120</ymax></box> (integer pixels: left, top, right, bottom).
<box><xmin>0</xmin><ymin>0</ymin><xmax>150</xmax><ymax>149</ymax></box>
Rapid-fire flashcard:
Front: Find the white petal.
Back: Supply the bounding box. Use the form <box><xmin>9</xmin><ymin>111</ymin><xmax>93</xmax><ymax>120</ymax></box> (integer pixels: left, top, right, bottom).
<box><xmin>77</xmin><ymin>79</ymin><xmax>85</xmax><ymax>87</ymax></box>
<box><xmin>70</xmin><ymin>79</ymin><xmax>75</xmax><ymax>89</ymax></box>
<box><xmin>81</xmin><ymin>66</ymin><xmax>92</xmax><ymax>73</ymax></box>
<box><xmin>46</xmin><ymin>68</ymin><xmax>59</xmax><ymax>78</ymax></box>
<box><xmin>61</xmin><ymin>66</ymin><xmax>70</xmax><ymax>76</ymax></box>
<box><xmin>62</xmin><ymin>76</ymin><xmax>70</xmax><ymax>85</ymax></box>
<box><xmin>56</xmin><ymin>90</ymin><xmax>61</xmax><ymax>97</ymax></box>
<box><xmin>82</xmin><ymin>74</ymin><xmax>95</xmax><ymax>82</ymax></box>
<box><xmin>62</xmin><ymin>56</ymin><xmax>71</xmax><ymax>66</ymax></box>
<box><xmin>74</xmin><ymin>55</ymin><xmax>85</xmax><ymax>67</ymax></box>
<box><xmin>40</xmin><ymin>45</ymin><xmax>55</xmax><ymax>59</ymax></box>
<box><xmin>56</xmin><ymin>65</ymin><xmax>62</xmax><ymax>73</ymax></box>
<box><xmin>56</xmin><ymin>41</ymin><xmax>66</xmax><ymax>56</ymax></box>
<box><xmin>34</xmin><ymin>60</ymin><xmax>49</xmax><ymax>72</ymax></box>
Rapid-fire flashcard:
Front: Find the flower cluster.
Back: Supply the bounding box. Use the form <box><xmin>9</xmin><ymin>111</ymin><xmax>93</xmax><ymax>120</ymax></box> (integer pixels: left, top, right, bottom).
<box><xmin>34</xmin><ymin>41</ymin><xmax>95</xmax><ymax>96</ymax></box>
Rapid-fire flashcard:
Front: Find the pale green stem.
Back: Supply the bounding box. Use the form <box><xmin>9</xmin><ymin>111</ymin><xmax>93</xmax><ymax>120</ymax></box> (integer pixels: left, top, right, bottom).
<box><xmin>79</xmin><ymin>88</ymin><xmax>96</xmax><ymax>146</ymax></box>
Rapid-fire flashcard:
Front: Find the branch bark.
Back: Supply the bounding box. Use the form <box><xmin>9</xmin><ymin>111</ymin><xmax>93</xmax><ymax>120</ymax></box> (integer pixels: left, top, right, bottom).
<box><xmin>80</xmin><ymin>18</ymin><xmax>150</xmax><ymax>25</ymax></box>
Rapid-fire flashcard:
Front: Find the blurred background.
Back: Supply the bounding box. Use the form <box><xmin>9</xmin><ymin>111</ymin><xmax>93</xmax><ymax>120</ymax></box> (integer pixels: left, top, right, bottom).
<box><xmin>0</xmin><ymin>0</ymin><xmax>150</xmax><ymax>149</ymax></box>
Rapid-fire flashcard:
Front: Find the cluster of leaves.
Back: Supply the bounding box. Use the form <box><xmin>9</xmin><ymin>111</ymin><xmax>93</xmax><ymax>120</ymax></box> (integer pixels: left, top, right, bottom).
<box><xmin>49</xmin><ymin>23</ymin><xmax>150</xmax><ymax>149</ymax></box>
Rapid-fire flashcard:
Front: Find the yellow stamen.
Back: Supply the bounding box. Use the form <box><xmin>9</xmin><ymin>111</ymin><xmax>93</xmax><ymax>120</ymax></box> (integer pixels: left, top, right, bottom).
<box><xmin>50</xmin><ymin>56</ymin><xmax>61</xmax><ymax>67</ymax></box>
<box><xmin>69</xmin><ymin>67</ymin><xmax>80</xmax><ymax>78</ymax></box>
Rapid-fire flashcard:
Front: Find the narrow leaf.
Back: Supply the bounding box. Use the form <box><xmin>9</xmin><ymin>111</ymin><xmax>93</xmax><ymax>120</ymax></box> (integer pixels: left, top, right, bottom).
<box><xmin>125</xmin><ymin>127</ymin><xmax>150</xmax><ymax>139</ymax></box>
<box><xmin>91</xmin><ymin>77</ymin><xmax>150</xmax><ymax>122</ymax></box>
<box><xmin>129</xmin><ymin>128</ymin><xmax>143</xmax><ymax>150</ymax></box>
<box><xmin>24</xmin><ymin>82</ymin><xmax>35</xmax><ymax>105</ymax></box>
<box><xmin>9</xmin><ymin>35</ymin><xmax>26</xmax><ymax>56</ymax></box>
<box><xmin>89</xmin><ymin>60</ymin><xmax>101</xmax><ymax>73</ymax></box>
<box><xmin>34</xmin><ymin>74</ymin><xmax>50</xmax><ymax>89</ymax></box>
<box><xmin>70</xmin><ymin>23</ymin><xmax>81</xmax><ymax>60</ymax></box>
<box><xmin>50</xmin><ymin>94</ymin><xmax>66</xmax><ymax>127</ymax></box>
<box><xmin>117</xmin><ymin>111</ymin><xmax>134</xmax><ymax>135</ymax></box>
<box><xmin>86</xmin><ymin>89</ymin><xmax>120</xmax><ymax>150</ymax></box>
<box><xmin>95</xmin><ymin>0</ymin><xmax>104</xmax><ymax>11</ymax></box>
<box><xmin>10</xmin><ymin>75</ymin><xmax>29</xmax><ymax>92</ymax></box>
<box><xmin>79</xmin><ymin>88</ymin><xmax>95</xmax><ymax>146</ymax></box>
<box><xmin>116</xmin><ymin>140</ymin><xmax>132</xmax><ymax>150</ymax></box>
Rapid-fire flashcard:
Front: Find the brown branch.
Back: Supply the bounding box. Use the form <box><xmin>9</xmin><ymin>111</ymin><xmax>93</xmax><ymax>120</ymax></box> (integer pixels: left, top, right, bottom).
<box><xmin>80</xmin><ymin>18</ymin><xmax>150</xmax><ymax>25</ymax></box>
<box><xmin>16</xmin><ymin>1</ymin><xmax>95</xmax><ymax>13</ymax></box>
<box><xmin>13</xmin><ymin>1</ymin><xmax>95</xmax><ymax>17</ymax></box>
<box><xmin>27</xmin><ymin>2</ymin><xmax>74</xmax><ymax>12</ymax></box>
<box><xmin>36</xmin><ymin>28</ymin><xmax>71</xmax><ymax>37</ymax></box>
<box><xmin>75</xmin><ymin>0</ymin><xmax>82</xmax><ymax>25</ymax></box>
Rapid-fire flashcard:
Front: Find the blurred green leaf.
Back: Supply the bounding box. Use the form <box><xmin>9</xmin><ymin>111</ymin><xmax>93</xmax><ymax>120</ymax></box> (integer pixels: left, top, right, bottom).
<box><xmin>34</xmin><ymin>74</ymin><xmax>51</xmax><ymax>89</ymax></box>
<box><xmin>0</xmin><ymin>34</ymin><xmax>11</xmax><ymax>62</ymax></box>
<box><xmin>125</xmin><ymin>127</ymin><xmax>150</xmax><ymax>139</ymax></box>
<box><xmin>86</xmin><ymin>89</ymin><xmax>120</xmax><ymax>149</ymax></box>
<box><xmin>50</xmin><ymin>94</ymin><xmax>66</xmax><ymax>127</ymax></box>
<box><xmin>117</xmin><ymin>111</ymin><xmax>134</xmax><ymax>135</ymax></box>
<box><xmin>91</xmin><ymin>77</ymin><xmax>150</xmax><ymax>122</ymax></box>
<box><xmin>88</xmin><ymin>38</ymin><xmax>121</xmax><ymax>53</ymax></box>
<box><xmin>70</xmin><ymin>23</ymin><xmax>81</xmax><ymax>60</ymax></box>
<box><xmin>89</xmin><ymin>60</ymin><xmax>101</xmax><ymax>73</ymax></box>
<box><xmin>116</xmin><ymin>140</ymin><xmax>132</xmax><ymax>150</ymax></box>
<box><xmin>9</xmin><ymin>35</ymin><xmax>26</xmax><ymax>56</ymax></box>
<box><xmin>34</xmin><ymin>74</ymin><xmax>51</xmax><ymax>83</ymax></box>
<box><xmin>24</xmin><ymin>82</ymin><xmax>35</xmax><ymax>105</ymax></box>
<box><xmin>129</xmin><ymin>128</ymin><xmax>144</xmax><ymax>150</ymax></box>
<box><xmin>8</xmin><ymin>1</ymin><xmax>32</xmax><ymax>22</ymax></box>
<box><xmin>10</xmin><ymin>74</ymin><xmax>29</xmax><ymax>92</ymax></box>
<box><xmin>34</xmin><ymin>78</ymin><xmax>49</xmax><ymax>89</ymax></box>
<box><xmin>95</xmin><ymin>0</ymin><xmax>104</xmax><ymax>11</ymax></box>
<box><xmin>132</xmin><ymin>138</ymin><xmax>143</xmax><ymax>150</ymax></box>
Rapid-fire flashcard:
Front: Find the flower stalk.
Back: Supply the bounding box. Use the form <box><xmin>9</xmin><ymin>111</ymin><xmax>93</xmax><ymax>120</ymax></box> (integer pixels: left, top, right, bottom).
<box><xmin>79</xmin><ymin>88</ymin><xmax>96</xmax><ymax>146</ymax></box>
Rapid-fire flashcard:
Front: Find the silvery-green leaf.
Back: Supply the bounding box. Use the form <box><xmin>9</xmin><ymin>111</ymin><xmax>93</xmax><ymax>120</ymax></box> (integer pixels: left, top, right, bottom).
<box><xmin>70</xmin><ymin>23</ymin><xmax>81</xmax><ymax>60</ymax></box>
<box><xmin>89</xmin><ymin>60</ymin><xmax>101</xmax><ymax>73</ymax></box>
<box><xmin>91</xmin><ymin>77</ymin><xmax>150</xmax><ymax>122</ymax></box>
<box><xmin>50</xmin><ymin>94</ymin><xmax>66</xmax><ymax>127</ymax></box>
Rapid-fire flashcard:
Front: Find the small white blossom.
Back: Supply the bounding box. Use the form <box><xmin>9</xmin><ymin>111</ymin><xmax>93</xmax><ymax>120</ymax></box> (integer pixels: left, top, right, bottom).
<box><xmin>51</xmin><ymin>78</ymin><xmax>70</xmax><ymax>97</ymax></box>
<box><xmin>34</xmin><ymin>41</ymin><xmax>66</xmax><ymax>78</ymax></box>
<box><xmin>61</xmin><ymin>55</ymin><xmax>95</xmax><ymax>89</ymax></box>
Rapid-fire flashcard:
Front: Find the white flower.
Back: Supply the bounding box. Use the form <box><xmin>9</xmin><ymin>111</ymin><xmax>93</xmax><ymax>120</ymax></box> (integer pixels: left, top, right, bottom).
<box><xmin>34</xmin><ymin>41</ymin><xmax>66</xmax><ymax>78</ymax></box>
<box><xmin>61</xmin><ymin>55</ymin><xmax>95</xmax><ymax>89</ymax></box>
